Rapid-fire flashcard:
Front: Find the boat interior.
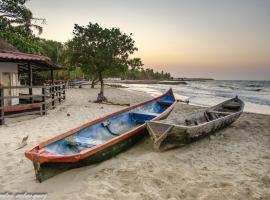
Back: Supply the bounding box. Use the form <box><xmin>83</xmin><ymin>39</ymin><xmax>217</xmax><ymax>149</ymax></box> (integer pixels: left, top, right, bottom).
<box><xmin>44</xmin><ymin>93</ymin><xmax>175</xmax><ymax>155</ymax></box>
<box><xmin>167</xmin><ymin>97</ymin><xmax>243</xmax><ymax>127</ymax></box>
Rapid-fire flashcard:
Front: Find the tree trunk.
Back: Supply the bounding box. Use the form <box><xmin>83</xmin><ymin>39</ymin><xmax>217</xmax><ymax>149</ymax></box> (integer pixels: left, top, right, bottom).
<box><xmin>96</xmin><ymin>72</ymin><xmax>107</xmax><ymax>102</ymax></box>
<box><xmin>91</xmin><ymin>79</ymin><xmax>95</xmax><ymax>88</ymax></box>
<box><xmin>91</xmin><ymin>75</ymin><xmax>99</xmax><ymax>88</ymax></box>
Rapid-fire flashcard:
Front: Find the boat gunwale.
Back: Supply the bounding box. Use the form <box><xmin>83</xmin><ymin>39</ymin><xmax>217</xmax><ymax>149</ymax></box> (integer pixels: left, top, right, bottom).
<box><xmin>25</xmin><ymin>88</ymin><xmax>176</xmax><ymax>163</ymax></box>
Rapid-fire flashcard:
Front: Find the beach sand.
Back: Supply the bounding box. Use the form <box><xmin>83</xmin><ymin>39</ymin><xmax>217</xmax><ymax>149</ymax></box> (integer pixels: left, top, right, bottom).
<box><xmin>0</xmin><ymin>86</ymin><xmax>269</xmax><ymax>200</ymax></box>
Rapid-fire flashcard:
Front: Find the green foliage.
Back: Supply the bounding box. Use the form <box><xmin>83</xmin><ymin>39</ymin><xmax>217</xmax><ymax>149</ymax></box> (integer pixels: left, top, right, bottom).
<box><xmin>123</xmin><ymin>67</ymin><xmax>171</xmax><ymax>80</ymax></box>
<box><xmin>38</xmin><ymin>39</ymin><xmax>64</xmax><ymax>64</ymax></box>
<box><xmin>0</xmin><ymin>31</ymin><xmax>64</xmax><ymax>64</ymax></box>
<box><xmin>0</xmin><ymin>0</ymin><xmax>45</xmax><ymax>36</ymax></box>
<box><xmin>0</xmin><ymin>0</ymin><xmax>63</xmax><ymax>64</ymax></box>
<box><xmin>67</xmin><ymin>23</ymin><xmax>142</xmax><ymax>74</ymax></box>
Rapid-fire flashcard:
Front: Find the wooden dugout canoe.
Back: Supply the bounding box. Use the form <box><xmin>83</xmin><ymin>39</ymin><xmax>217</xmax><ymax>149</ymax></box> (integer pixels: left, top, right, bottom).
<box><xmin>147</xmin><ymin>96</ymin><xmax>244</xmax><ymax>151</ymax></box>
<box><xmin>25</xmin><ymin>89</ymin><xmax>176</xmax><ymax>182</ymax></box>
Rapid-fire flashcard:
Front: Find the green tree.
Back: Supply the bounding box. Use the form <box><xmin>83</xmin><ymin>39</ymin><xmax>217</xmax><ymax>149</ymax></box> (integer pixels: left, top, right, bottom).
<box><xmin>0</xmin><ymin>31</ymin><xmax>65</xmax><ymax>65</ymax></box>
<box><xmin>67</xmin><ymin>22</ymin><xmax>142</xmax><ymax>102</ymax></box>
<box><xmin>0</xmin><ymin>0</ymin><xmax>45</xmax><ymax>36</ymax></box>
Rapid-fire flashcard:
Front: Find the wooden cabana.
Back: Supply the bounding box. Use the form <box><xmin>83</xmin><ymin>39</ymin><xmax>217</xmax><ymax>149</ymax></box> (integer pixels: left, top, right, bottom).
<box><xmin>0</xmin><ymin>50</ymin><xmax>62</xmax><ymax>83</ymax></box>
<box><xmin>0</xmin><ymin>50</ymin><xmax>66</xmax><ymax>124</ymax></box>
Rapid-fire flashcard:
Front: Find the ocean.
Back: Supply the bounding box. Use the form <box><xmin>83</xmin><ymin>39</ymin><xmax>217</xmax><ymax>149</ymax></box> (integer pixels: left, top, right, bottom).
<box><xmin>123</xmin><ymin>80</ymin><xmax>270</xmax><ymax>115</ymax></box>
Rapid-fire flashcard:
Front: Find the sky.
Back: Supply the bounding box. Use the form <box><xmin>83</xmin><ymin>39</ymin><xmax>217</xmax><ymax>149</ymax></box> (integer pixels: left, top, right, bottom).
<box><xmin>26</xmin><ymin>0</ymin><xmax>270</xmax><ymax>80</ymax></box>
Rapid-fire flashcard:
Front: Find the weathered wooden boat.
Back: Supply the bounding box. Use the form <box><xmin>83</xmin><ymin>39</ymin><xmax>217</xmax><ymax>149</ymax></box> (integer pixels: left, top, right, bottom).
<box><xmin>147</xmin><ymin>96</ymin><xmax>244</xmax><ymax>151</ymax></box>
<box><xmin>25</xmin><ymin>89</ymin><xmax>176</xmax><ymax>182</ymax></box>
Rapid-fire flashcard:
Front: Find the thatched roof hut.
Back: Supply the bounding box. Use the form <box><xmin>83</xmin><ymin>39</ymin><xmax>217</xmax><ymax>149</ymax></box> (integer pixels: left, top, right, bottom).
<box><xmin>0</xmin><ymin>39</ymin><xmax>18</xmax><ymax>51</ymax></box>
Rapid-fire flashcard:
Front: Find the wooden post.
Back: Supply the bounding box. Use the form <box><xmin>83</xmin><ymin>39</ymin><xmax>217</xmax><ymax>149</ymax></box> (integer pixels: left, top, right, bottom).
<box><xmin>51</xmin><ymin>69</ymin><xmax>54</xmax><ymax>84</ymax></box>
<box><xmin>28</xmin><ymin>63</ymin><xmax>33</xmax><ymax>103</ymax></box>
<box><xmin>51</xmin><ymin>85</ymin><xmax>55</xmax><ymax>108</ymax></box>
<box><xmin>48</xmin><ymin>86</ymin><xmax>52</xmax><ymax>109</ymax></box>
<box><xmin>0</xmin><ymin>84</ymin><xmax>4</xmax><ymax>125</ymax></box>
<box><xmin>58</xmin><ymin>85</ymin><xmax>61</xmax><ymax>103</ymax></box>
<box><xmin>63</xmin><ymin>84</ymin><xmax>66</xmax><ymax>100</ymax></box>
<box><xmin>42</xmin><ymin>85</ymin><xmax>46</xmax><ymax>115</ymax></box>
<box><xmin>55</xmin><ymin>85</ymin><xmax>58</xmax><ymax>103</ymax></box>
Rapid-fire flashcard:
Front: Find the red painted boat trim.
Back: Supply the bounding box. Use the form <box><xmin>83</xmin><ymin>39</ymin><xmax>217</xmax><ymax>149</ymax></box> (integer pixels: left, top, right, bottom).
<box><xmin>25</xmin><ymin>89</ymin><xmax>175</xmax><ymax>164</ymax></box>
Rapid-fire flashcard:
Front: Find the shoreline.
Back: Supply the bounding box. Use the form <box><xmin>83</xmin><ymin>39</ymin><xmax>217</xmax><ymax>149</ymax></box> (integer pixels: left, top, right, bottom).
<box><xmin>116</xmin><ymin>82</ymin><xmax>270</xmax><ymax>116</ymax></box>
<box><xmin>113</xmin><ymin>80</ymin><xmax>188</xmax><ymax>85</ymax></box>
<box><xmin>0</xmin><ymin>86</ymin><xmax>269</xmax><ymax>200</ymax></box>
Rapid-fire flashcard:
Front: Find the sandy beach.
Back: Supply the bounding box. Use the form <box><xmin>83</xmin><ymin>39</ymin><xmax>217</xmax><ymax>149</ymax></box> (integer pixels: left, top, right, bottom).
<box><xmin>0</xmin><ymin>86</ymin><xmax>269</xmax><ymax>200</ymax></box>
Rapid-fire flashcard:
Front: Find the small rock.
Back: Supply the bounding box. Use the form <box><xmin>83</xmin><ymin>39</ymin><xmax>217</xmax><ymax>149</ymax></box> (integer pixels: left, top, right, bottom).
<box><xmin>67</xmin><ymin>113</ymin><xmax>71</xmax><ymax>116</ymax></box>
<box><xmin>202</xmin><ymin>166</ymin><xmax>208</xmax><ymax>170</ymax></box>
<box><xmin>210</xmin><ymin>135</ymin><xmax>216</xmax><ymax>140</ymax></box>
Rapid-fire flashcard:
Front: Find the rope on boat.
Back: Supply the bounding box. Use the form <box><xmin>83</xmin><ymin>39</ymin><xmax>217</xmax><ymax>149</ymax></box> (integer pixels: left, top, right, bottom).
<box><xmin>102</xmin><ymin>121</ymin><xmax>121</xmax><ymax>136</ymax></box>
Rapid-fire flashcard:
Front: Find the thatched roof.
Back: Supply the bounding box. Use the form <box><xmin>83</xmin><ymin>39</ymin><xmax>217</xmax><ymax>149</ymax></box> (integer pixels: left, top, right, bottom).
<box><xmin>0</xmin><ymin>39</ymin><xmax>18</xmax><ymax>51</ymax></box>
<box><xmin>0</xmin><ymin>39</ymin><xmax>64</xmax><ymax>72</ymax></box>
<box><xmin>0</xmin><ymin>50</ymin><xmax>63</xmax><ymax>71</ymax></box>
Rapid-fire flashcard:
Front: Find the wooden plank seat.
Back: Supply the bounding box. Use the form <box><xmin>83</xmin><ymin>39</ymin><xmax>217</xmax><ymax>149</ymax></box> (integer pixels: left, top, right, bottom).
<box><xmin>131</xmin><ymin>112</ymin><xmax>158</xmax><ymax>124</ymax></box>
<box><xmin>222</xmin><ymin>102</ymin><xmax>241</xmax><ymax>110</ymax></box>
<box><xmin>207</xmin><ymin>111</ymin><xmax>231</xmax><ymax>115</ymax></box>
<box><xmin>157</xmin><ymin>100</ymin><xmax>174</xmax><ymax>106</ymax></box>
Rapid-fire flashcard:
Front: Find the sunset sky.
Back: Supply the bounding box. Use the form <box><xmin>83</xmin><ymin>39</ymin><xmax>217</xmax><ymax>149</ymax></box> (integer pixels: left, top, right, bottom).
<box><xmin>27</xmin><ymin>0</ymin><xmax>270</xmax><ymax>80</ymax></box>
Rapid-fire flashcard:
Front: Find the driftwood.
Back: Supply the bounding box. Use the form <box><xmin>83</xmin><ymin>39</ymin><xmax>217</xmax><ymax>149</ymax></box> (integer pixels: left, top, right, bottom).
<box><xmin>104</xmin><ymin>83</ymin><xmax>128</xmax><ymax>88</ymax></box>
<box><xmin>177</xmin><ymin>99</ymin><xmax>189</xmax><ymax>104</ymax></box>
<box><xmin>15</xmin><ymin>135</ymin><xmax>29</xmax><ymax>150</ymax></box>
<box><xmin>89</xmin><ymin>100</ymin><xmax>130</xmax><ymax>106</ymax></box>
<box><xmin>147</xmin><ymin>96</ymin><xmax>244</xmax><ymax>151</ymax></box>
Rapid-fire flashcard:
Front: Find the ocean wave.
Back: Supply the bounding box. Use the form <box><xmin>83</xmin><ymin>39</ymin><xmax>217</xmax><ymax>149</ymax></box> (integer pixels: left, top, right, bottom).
<box><xmin>246</xmin><ymin>84</ymin><xmax>263</xmax><ymax>88</ymax></box>
<box><xmin>247</xmin><ymin>88</ymin><xmax>262</xmax><ymax>92</ymax></box>
<box><xmin>123</xmin><ymin>80</ymin><xmax>270</xmax><ymax>114</ymax></box>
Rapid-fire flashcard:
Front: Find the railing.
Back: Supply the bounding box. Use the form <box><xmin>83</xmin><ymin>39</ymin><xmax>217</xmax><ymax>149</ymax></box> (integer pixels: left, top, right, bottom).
<box><xmin>0</xmin><ymin>83</ymin><xmax>66</xmax><ymax>125</ymax></box>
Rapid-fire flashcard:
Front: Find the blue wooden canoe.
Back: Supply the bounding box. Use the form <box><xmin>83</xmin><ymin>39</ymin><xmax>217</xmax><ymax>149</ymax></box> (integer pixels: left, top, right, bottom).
<box><xmin>25</xmin><ymin>88</ymin><xmax>176</xmax><ymax>182</ymax></box>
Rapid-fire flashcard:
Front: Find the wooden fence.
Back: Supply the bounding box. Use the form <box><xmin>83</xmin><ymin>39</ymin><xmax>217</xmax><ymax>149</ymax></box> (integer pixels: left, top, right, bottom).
<box><xmin>0</xmin><ymin>83</ymin><xmax>66</xmax><ymax>125</ymax></box>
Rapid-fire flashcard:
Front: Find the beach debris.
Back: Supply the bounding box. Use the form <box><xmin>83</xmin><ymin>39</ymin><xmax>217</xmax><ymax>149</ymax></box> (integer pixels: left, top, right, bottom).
<box><xmin>89</xmin><ymin>100</ymin><xmax>130</xmax><ymax>106</ymax></box>
<box><xmin>67</xmin><ymin>113</ymin><xmax>71</xmax><ymax>116</ymax></box>
<box><xmin>105</xmin><ymin>83</ymin><xmax>128</xmax><ymax>88</ymax></box>
<box><xmin>177</xmin><ymin>99</ymin><xmax>189</xmax><ymax>104</ymax></box>
<box><xmin>101</xmin><ymin>101</ymin><xmax>130</xmax><ymax>106</ymax></box>
<box><xmin>16</xmin><ymin>135</ymin><xmax>29</xmax><ymax>150</ymax></box>
<box><xmin>210</xmin><ymin>135</ymin><xmax>216</xmax><ymax>140</ymax></box>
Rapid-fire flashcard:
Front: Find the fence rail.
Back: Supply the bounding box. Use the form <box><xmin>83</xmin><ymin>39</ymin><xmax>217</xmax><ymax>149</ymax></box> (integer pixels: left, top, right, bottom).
<box><xmin>0</xmin><ymin>83</ymin><xmax>66</xmax><ymax>125</ymax></box>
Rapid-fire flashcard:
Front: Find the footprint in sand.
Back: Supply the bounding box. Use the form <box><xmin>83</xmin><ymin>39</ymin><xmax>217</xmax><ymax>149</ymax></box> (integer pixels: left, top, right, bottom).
<box><xmin>99</xmin><ymin>167</ymin><xmax>114</xmax><ymax>175</ymax></box>
<box><xmin>6</xmin><ymin>152</ymin><xmax>13</xmax><ymax>157</ymax></box>
<box><xmin>4</xmin><ymin>143</ymin><xmax>10</xmax><ymax>147</ymax></box>
<box><xmin>0</xmin><ymin>176</ymin><xmax>4</xmax><ymax>184</ymax></box>
<box><xmin>24</xmin><ymin>169</ymin><xmax>32</xmax><ymax>174</ymax></box>
<box><xmin>120</xmin><ymin>188</ymin><xmax>129</xmax><ymax>194</ymax></box>
<box><xmin>4</xmin><ymin>165</ymin><xmax>13</xmax><ymax>172</ymax></box>
<box><xmin>211</xmin><ymin>181</ymin><xmax>234</xmax><ymax>188</ymax></box>
<box><xmin>115</xmin><ymin>168</ymin><xmax>137</xmax><ymax>180</ymax></box>
<box><xmin>261</xmin><ymin>176</ymin><xmax>270</xmax><ymax>187</ymax></box>
<box><xmin>239</xmin><ymin>120</ymin><xmax>251</xmax><ymax>128</ymax></box>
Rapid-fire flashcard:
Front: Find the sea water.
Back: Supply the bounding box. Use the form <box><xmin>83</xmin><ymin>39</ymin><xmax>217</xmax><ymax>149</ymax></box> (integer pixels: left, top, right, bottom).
<box><xmin>123</xmin><ymin>80</ymin><xmax>270</xmax><ymax>115</ymax></box>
